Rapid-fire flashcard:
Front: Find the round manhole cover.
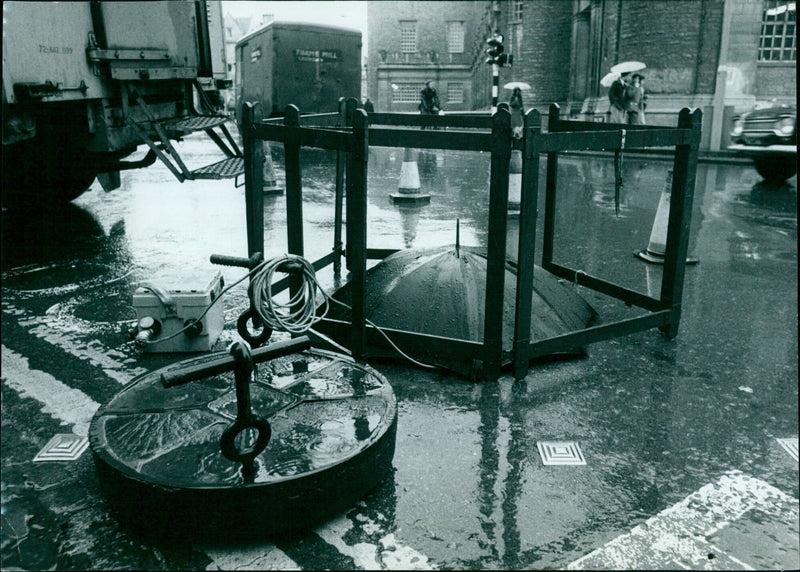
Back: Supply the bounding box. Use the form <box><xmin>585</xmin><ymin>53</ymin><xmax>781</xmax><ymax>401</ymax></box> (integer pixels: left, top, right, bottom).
<box><xmin>89</xmin><ymin>345</ymin><xmax>397</xmax><ymax>539</ymax></box>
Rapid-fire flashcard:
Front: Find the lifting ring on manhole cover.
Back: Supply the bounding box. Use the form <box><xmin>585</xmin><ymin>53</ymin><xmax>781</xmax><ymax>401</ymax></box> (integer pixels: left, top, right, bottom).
<box><xmin>218</xmin><ymin>342</ymin><xmax>272</xmax><ymax>478</ymax></box>
<box><xmin>88</xmin><ymin>336</ymin><xmax>397</xmax><ymax>539</ymax></box>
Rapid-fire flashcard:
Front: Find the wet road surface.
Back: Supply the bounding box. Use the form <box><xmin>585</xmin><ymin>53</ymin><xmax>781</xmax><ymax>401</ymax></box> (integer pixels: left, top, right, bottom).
<box><xmin>2</xmin><ymin>133</ymin><xmax>798</xmax><ymax>570</ymax></box>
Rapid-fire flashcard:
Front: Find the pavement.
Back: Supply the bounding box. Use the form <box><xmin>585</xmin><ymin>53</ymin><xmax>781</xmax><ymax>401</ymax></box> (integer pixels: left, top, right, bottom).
<box><xmin>1</xmin><ymin>138</ymin><xmax>798</xmax><ymax>570</ymax></box>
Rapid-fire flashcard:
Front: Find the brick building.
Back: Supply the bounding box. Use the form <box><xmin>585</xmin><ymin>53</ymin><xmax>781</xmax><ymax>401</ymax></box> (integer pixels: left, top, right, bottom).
<box><xmin>567</xmin><ymin>0</ymin><xmax>796</xmax><ymax>149</ymax></box>
<box><xmin>366</xmin><ymin>1</ymin><xmax>488</xmax><ymax>112</ymax></box>
<box><xmin>366</xmin><ymin>0</ymin><xmax>795</xmax><ymax>150</ymax></box>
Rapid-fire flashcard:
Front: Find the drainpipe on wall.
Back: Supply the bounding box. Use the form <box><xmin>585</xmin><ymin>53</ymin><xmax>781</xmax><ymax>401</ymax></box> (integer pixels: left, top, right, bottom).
<box><xmin>709</xmin><ymin>2</ymin><xmax>732</xmax><ymax>151</ymax></box>
<box><xmin>710</xmin><ymin>0</ymin><xmax>732</xmax><ymax>152</ymax></box>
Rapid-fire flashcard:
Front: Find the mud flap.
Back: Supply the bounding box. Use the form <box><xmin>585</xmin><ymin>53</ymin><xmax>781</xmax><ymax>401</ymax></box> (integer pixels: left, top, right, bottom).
<box><xmin>97</xmin><ymin>171</ymin><xmax>121</xmax><ymax>192</ymax></box>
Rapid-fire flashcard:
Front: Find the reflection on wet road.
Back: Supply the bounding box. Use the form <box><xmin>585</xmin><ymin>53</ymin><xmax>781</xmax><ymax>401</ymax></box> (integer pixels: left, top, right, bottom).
<box><xmin>1</xmin><ymin>134</ymin><xmax>797</xmax><ymax>570</ymax></box>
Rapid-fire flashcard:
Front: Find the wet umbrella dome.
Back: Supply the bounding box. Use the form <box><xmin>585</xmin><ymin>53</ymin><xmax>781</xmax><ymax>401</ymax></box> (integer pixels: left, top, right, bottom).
<box><xmin>323</xmin><ymin>246</ymin><xmax>596</xmax><ymax>374</ymax></box>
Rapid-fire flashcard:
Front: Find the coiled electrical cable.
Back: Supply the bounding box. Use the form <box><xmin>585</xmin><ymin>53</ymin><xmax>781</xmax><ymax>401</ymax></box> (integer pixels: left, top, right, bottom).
<box><xmin>248</xmin><ymin>254</ymin><xmax>435</xmax><ymax>369</ymax></box>
<box><xmin>139</xmin><ymin>254</ymin><xmax>435</xmax><ymax>370</ymax></box>
<box><xmin>248</xmin><ymin>255</ymin><xmax>327</xmax><ymax>335</ymax></box>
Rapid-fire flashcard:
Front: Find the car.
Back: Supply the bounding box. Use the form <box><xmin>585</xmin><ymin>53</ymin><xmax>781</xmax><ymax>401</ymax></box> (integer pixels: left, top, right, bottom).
<box><xmin>728</xmin><ymin>104</ymin><xmax>797</xmax><ymax>183</ymax></box>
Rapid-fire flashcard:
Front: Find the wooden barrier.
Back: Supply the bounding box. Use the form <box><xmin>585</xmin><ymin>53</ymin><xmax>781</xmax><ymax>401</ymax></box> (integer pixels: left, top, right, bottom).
<box><xmin>240</xmin><ymin>98</ymin><xmax>702</xmax><ymax>381</ymax></box>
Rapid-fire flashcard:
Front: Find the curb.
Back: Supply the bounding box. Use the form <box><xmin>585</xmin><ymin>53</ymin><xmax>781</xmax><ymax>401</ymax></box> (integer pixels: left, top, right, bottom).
<box><xmin>562</xmin><ymin>149</ymin><xmax>753</xmax><ymax>166</ymax></box>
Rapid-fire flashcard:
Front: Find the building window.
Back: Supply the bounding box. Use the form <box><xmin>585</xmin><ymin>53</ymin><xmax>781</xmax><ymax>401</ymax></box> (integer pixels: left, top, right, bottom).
<box><xmin>447</xmin><ymin>83</ymin><xmax>464</xmax><ymax>104</ymax></box>
<box><xmin>759</xmin><ymin>1</ymin><xmax>796</xmax><ymax>61</ymax></box>
<box><xmin>400</xmin><ymin>21</ymin><xmax>417</xmax><ymax>53</ymax></box>
<box><xmin>447</xmin><ymin>21</ymin><xmax>465</xmax><ymax>53</ymax></box>
<box><xmin>511</xmin><ymin>0</ymin><xmax>524</xmax><ymax>22</ymax></box>
<box><xmin>392</xmin><ymin>83</ymin><xmax>425</xmax><ymax>103</ymax></box>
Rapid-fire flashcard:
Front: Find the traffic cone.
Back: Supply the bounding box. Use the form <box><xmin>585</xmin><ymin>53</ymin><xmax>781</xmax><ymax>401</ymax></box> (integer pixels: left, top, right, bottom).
<box><xmin>635</xmin><ymin>170</ymin><xmax>698</xmax><ymax>264</ymax></box>
<box><xmin>391</xmin><ymin>147</ymin><xmax>430</xmax><ymax>204</ymax></box>
<box><xmin>508</xmin><ymin>149</ymin><xmax>522</xmax><ymax>215</ymax></box>
<box><xmin>262</xmin><ymin>141</ymin><xmax>282</xmax><ymax>195</ymax></box>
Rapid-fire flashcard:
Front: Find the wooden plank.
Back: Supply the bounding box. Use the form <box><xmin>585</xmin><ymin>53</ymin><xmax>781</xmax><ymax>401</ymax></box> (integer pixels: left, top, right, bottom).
<box><xmin>549</xmin><ymin>118</ymin><xmax>662</xmax><ymax>132</ymax></box>
<box><xmin>369</xmin><ymin>128</ymin><xmax>492</xmax><ymax>152</ymax></box>
<box><xmin>368</xmin><ymin>112</ymin><xmax>492</xmax><ymax>129</ymax></box>
<box><xmin>316</xmin><ymin>318</ymin><xmax>483</xmax><ymax>361</ymax></box>
<box><xmin>544</xmin><ymin>261</ymin><xmax>666</xmax><ymax>312</ymax></box>
<box><xmin>242</xmin><ymin>102</ymin><xmax>264</xmax><ymax>257</ymax></box>
<box><xmin>528</xmin><ymin>311</ymin><xmax>672</xmax><ymax>358</ymax></box>
<box><xmin>296</xmin><ymin>112</ymin><xmax>341</xmax><ymax>126</ymax></box>
<box><xmin>365</xmin><ymin>248</ymin><xmax>400</xmax><ymax>260</ymax></box>
<box><xmin>267</xmin><ymin>251</ymin><xmax>338</xmax><ymax>296</ymax></box>
<box><xmin>251</xmin><ymin>123</ymin><xmax>353</xmax><ymax>151</ymax></box>
<box><xmin>532</xmin><ymin>129</ymin><xmax>691</xmax><ymax>154</ymax></box>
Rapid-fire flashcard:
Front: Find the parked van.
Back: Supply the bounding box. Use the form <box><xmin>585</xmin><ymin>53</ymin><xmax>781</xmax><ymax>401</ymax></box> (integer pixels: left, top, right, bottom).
<box><xmin>235</xmin><ymin>22</ymin><xmax>362</xmax><ymax>120</ymax></box>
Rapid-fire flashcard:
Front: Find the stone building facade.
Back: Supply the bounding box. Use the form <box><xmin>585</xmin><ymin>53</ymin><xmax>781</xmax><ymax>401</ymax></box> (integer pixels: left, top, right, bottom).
<box><xmin>366</xmin><ymin>0</ymin><xmax>796</xmax><ymax>150</ymax></box>
<box><xmin>366</xmin><ymin>1</ymin><xmax>488</xmax><ymax>112</ymax></box>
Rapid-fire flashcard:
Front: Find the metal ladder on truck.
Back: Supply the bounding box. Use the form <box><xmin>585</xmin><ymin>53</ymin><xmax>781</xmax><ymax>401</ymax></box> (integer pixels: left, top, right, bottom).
<box><xmin>125</xmin><ymin>80</ymin><xmax>245</xmax><ymax>184</ymax></box>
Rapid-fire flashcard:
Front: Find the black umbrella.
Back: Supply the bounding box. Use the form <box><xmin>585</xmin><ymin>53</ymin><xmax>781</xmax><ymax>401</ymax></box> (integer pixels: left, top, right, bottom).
<box><xmin>323</xmin><ymin>245</ymin><xmax>596</xmax><ymax>375</ymax></box>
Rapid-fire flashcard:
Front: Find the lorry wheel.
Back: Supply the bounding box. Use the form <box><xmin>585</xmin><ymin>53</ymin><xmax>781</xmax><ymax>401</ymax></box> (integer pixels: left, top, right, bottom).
<box><xmin>753</xmin><ymin>156</ymin><xmax>797</xmax><ymax>183</ymax></box>
<box><xmin>2</xmin><ymin>139</ymin><xmax>97</xmax><ymax>208</ymax></box>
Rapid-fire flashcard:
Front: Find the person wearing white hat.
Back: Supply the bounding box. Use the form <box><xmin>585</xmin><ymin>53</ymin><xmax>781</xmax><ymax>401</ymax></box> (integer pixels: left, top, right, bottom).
<box><xmin>626</xmin><ymin>73</ymin><xmax>645</xmax><ymax>125</ymax></box>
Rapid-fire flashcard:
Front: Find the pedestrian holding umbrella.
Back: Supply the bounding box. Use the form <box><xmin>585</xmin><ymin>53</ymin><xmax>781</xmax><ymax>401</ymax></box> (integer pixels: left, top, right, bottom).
<box><xmin>600</xmin><ymin>72</ymin><xmax>620</xmax><ymax>88</ymax></box>
<box><xmin>610</xmin><ymin>61</ymin><xmax>646</xmax><ymax>74</ymax></box>
<box><xmin>503</xmin><ymin>81</ymin><xmax>531</xmax><ymax>91</ymax></box>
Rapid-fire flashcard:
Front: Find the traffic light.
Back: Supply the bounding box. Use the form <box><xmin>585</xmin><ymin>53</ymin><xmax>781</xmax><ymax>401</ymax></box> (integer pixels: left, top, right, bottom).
<box><xmin>485</xmin><ymin>34</ymin><xmax>505</xmax><ymax>66</ymax></box>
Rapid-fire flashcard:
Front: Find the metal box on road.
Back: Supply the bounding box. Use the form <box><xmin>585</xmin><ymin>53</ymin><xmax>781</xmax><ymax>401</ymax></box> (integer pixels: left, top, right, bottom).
<box><xmin>132</xmin><ymin>273</ymin><xmax>225</xmax><ymax>353</ymax></box>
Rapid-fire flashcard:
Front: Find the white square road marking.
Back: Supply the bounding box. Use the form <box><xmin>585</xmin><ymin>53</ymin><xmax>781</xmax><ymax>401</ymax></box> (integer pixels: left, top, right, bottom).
<box><xmin>537</xmin><ymin>441</ymin><xmax>586</xmax><ymax>466</ymax></box>
<box><xmin>777</xmin><ymin>437</ymin><xmax>799</xmax><ymax>462</ymax></box>
<box><xmin>33</xmin><ymin>434</ymin><xmax>89</xmax><ymax>462</ymax></box>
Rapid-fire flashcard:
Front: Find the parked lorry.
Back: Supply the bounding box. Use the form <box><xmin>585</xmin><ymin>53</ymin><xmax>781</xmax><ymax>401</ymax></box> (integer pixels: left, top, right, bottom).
<box><xmin>2</xmin><ymin>1</ymin><xmax>240</xmax><ymax>207</ymax></box>
<box><xmin>235</xmin><ymin>22</ymin><xmax>362</xmax><ymax>121</ymax></box>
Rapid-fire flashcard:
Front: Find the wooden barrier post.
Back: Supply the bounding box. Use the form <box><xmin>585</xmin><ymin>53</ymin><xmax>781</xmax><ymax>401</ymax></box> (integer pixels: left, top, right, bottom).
<box><xmin>481</xmin><ymin>107</ymin><xmax>512</xmax><ymax>380</ymax></box>
<box><xmin>512</xmin><ymin>109</ymin><xmax>542</xmax><ymax>380</ymax></box>
<box><xmin>542</xmin><ymin>104</ymin><xmax>561</xmax><ymax>270</ymax></box>
<box><xmin>333</xmin><ymin>97</ymin><xmax>350</xmax><ymax>274</ymax></box>
<box><xmin>344</xmin><ymin>97</ymin><xmax>359</xmax><ymax>273</ymax></box>
<box><xmin>660</xmin><ymin>108</ymin><xmax>702</xmax><ymax>339</ymax></box>
<box><xmin>347</xmin><ymin>108</ymin><xmax>370</xmax><ymax>356</ymax></box>
<box><xmin>242</xmin><ymin>102</ymin><xmax>264</xmax><ymax>257</ymax></box>
<box><xmin>284</xmin><ymin>105</ymin><xmax>304</xmax><ymax>311</ymax></box>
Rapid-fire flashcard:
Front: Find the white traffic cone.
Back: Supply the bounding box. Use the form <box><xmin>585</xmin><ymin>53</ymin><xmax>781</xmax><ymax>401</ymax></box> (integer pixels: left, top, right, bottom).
<box><xmin>391</xmin><ymin>147</ymin><xmax>430</xmax><ymax>204</ymax></box>
<box><xmin>508</xmin><ymin>149</ymin><xmax>522</xmax><ymax>215</ymax></box>
<box><xmin>262</xmin><ymin>141</ymin><xmax>282</xmax><ymax>195</ymax></box>
<box><xmin>635</xmin><ymin>170</ymin><xmax>698</xmax><ymax>264</ymax></box>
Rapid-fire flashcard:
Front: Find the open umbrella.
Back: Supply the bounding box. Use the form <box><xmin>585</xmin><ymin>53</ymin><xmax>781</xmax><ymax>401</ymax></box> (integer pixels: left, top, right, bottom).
<box><xmin>319</xmin><ymin>245</ymin><xmax>596</xmax><ymax>377</ymax></box>
<box><xmin>504</xmin><ymin>81</ymin><xmax>531</xmax><ymax>90</ymax></box>
<box><xmin>610</xmin><ymin>61</ymin><xmax>646</xmax><ymax>74</ymax></box>
<box><xmin>600</xmin><ymin>71</ymin><xmax>621</xmax><ymax>88</ymax></box>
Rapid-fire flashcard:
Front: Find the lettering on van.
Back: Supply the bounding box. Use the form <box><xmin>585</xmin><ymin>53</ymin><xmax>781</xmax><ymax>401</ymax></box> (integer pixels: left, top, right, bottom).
<box><xmin>39</xmin><ymin>45</ymin><xmax>74</xmax><ymax>55</ymax></box>
<box><xmin>293</xmin><ymin>49</ymin><xmax>341</xmax><ymax>63</ymax></box>
<box><xmin>251</xmin><ymin>48</ymin><xmax>261</xmax><ymax>63</ymax></box>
